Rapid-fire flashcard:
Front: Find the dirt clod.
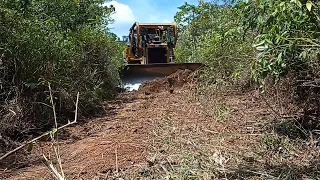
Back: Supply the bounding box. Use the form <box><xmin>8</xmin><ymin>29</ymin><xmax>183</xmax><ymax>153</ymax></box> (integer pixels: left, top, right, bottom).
<box><xmin>138</xmin><ymin>69</ymin><xmax>193</xmax><ymax>94</ymax></box>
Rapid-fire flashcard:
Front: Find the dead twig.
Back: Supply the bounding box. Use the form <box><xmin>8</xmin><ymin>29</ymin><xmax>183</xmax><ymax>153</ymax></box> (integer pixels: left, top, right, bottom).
<box><xmin>0</xmin><ymin>92</ymin><xmax>79</xmax><ymax>162</ymax></box>
<box><xmin>43</xmin><ymin>155</ymin><xmax>65</xmax><ymax>180</ymax></box>
<box><xmin>115</xmin><ymin>145</ymin><xmax>118</xmax><ymax>176</ymax></box>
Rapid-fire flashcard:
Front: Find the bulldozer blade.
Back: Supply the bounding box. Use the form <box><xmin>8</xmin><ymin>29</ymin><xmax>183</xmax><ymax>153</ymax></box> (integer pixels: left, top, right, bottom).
<box><xmin>120</xmin><ymin>62</ymin><xmax>203</xmax><ymax>91</ymax></box>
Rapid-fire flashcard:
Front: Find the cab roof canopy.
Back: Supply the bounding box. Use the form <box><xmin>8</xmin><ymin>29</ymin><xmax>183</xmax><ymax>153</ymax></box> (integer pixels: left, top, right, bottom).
<box><xmin>130</xmin><ymin>22</ymin><xmax>177</xmax><ymax>31</ymax></box>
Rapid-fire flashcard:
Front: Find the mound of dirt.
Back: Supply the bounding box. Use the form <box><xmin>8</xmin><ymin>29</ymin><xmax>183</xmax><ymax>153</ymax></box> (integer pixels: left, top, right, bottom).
<box><xmin>138</xmin><ymin>69</ymin><xmax>193</xmax><ymax>94</ymax></box>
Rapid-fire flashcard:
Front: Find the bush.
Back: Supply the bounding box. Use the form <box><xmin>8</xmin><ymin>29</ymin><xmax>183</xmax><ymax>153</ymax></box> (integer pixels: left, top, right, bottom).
<box><xmin>174</xmin><ymin>0</ymin><xmax>320</xmax><ymax>132</ymax></box>
<box><xmin>174</xmin><ymin>1</ymin><xmax>255</xmax><ymax>84</ymax></box>
<box><xmin>238</xmin><ymin>0</ymin><xmax>320</xmax><ymax>131</ymax></box>
<box><xmin>0</xmin><ymin>0</ymin><xmax>124</xmax><ymax>141</ymax></box>
<box><xmin>238</xmin><ymin>0</ymin><xmax>320</xmax><ymax>83</ymax></box>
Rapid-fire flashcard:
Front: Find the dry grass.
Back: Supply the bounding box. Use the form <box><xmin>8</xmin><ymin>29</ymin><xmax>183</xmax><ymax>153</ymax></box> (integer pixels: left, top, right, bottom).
<box><xmin>114</xmin><ymin>84</ymin><xmax>320</xmax><ymax>179</ymax></box>
<box><xmin>2</xmin><ymin>80</ymin><xmax>320</xmax><ymax>179</ymax></box>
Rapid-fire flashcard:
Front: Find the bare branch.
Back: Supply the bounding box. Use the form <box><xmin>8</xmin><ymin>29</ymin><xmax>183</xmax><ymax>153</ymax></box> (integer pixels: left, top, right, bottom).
<box><xmin>0</xmin><ymin>92</ymin><xmax>79</xmax><ymax>162</ymax></box>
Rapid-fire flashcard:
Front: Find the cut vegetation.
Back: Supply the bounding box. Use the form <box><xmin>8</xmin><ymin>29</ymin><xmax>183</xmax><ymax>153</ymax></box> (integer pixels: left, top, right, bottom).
<box><xmin>1</xmin><ymin>0</ymin><xmax>320</xmax><ymax>179</ymax></box>
<box><xmin>1</xmin><ymin>74</ymin><xmax>319</xmax><ymax>179</ymax></box>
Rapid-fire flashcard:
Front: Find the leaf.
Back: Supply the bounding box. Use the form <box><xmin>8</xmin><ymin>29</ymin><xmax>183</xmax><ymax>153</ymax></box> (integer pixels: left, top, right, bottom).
<box><xmin>277</xmin><ymin>52</ymin><xmax>283</xmax><ymax>62</ymax></box>
<box><xmin>291</xmin><ymin>0</ymin><xmax>302</xmax><ymax>8</ymax></box>
<box><xmin>232</xmin><ymin>70</ymin><xmax>241</xmax><ymax>78</ymax></box>
<box><xmin>300</xmin><ymin>51</ymin><xmax>307</xmax><ymax>59</ymax></box>
<box><xmin>24</xmin><ymin>83</ymin><xmax>38</xmax><ymax>89</ymax></box>
<box><xmin>297</xmin><ymin>0</ymin><xmax>302</xmax><ymax>8</ymax></box>
<box><xmin>306</xmin><ymin>1</ymin><xmax>312</xmax><ymax>11</ymax></box>
<box><xmin>253</xmin><ymin>40</ymin><xmax>265</xmax><ymax>47</ymax></box>
<box><xmin>265</xmin><ymin>39</ymin><xmax>273</xmax><ymax>45</ymax></box>
<box><xmin>27</xmin><ymin>143</ymin><xmax>33</xmax><ymax>152</ymax></box>
<box><xmin>256</xmin><ymin>44</ymin><xmax>268</xmax><ymax>51</ymax></box>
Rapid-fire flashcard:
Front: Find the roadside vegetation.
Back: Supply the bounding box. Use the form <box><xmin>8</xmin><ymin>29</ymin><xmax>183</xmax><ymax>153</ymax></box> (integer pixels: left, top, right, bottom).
<box><xmin>1</xmin><ymin>0</ymin><xmax>320</xmax><ymax>179</ymax></box>
<box><xmin>170</xmin><ymin>0</ymin><xmax>320</xmax><ymax>178</ymax></box>
<box><xmin>0</xmin><ymin>0</ymin><xmax>125</xmax><ymax>146</ymax></box>
<box><xmin>175</xmin><ymin>0</ymin><xmax>320</xmax><ymax>137</ymax></box>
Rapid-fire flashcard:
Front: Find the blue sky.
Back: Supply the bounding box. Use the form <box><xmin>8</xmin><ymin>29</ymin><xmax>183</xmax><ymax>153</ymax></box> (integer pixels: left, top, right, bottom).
<box><xmin>103</xmin><ymin>0</ymin><xmax>200</xmax><ymax>38</ymax></box>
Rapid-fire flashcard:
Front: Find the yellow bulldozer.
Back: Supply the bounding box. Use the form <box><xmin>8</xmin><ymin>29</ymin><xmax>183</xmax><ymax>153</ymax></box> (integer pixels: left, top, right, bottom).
<box><xmin>121</xmin><ymin>22</ymin><xmax>203</xmax><ymax>90</ymax></box>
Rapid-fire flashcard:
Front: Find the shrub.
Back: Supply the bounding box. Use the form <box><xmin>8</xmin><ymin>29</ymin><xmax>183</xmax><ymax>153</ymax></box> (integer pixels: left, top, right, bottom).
<box><xmin>0</xmin><ymin>0</ymin><xmax>124</xmax><ymax>140</ymax></box>
<box><xmin>174</xmin><ymin>1</ymin><xmax>255</xmax><ymax>83</ymax></box>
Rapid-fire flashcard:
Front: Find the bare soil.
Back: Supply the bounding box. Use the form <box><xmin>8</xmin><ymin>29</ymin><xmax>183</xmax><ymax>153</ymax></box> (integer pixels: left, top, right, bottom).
<box><xmin>0</xmin><ymin>71</ymin><xmax>319</xmax><ymax>179</ymax></box>
<box><xmin>138</xmin><ymin>69</ymin><xmax>193</xmax><ymax>94</ymax></box>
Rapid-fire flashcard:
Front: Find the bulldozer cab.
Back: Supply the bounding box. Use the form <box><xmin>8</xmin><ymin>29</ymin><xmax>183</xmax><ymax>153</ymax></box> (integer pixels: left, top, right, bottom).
<box><xmin>123</xmin><ymin>22</ymin><xmax>178</xmax><ymax>65</ymax></box>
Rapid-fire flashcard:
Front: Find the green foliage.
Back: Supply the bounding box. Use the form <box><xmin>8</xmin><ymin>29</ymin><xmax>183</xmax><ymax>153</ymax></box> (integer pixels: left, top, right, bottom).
<box><xmin>174</xmin><ymin>0</ymin><xmax>320</xmax><ymax>86</ymax></box>
<box><xmin>238</xmin><ymin>0</ymin><xmax>320</xmax><ymax>83</ymax></box>
<box><xmin>174</xmin><ymin>0</ymin><xmax>255</xmax><ymax>81</ymax></box>
<box><xmin>0</xmin><ymin>0</ymin><xmax>124</xmax><ymax>137</ymax></box>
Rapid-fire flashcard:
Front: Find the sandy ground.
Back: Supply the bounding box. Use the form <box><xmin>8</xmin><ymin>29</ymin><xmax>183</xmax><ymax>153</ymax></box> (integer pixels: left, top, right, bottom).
<box><xmin>1</xmin><ymin>70</ymin><xmax>319</xmax><ymax>179</ymax></box>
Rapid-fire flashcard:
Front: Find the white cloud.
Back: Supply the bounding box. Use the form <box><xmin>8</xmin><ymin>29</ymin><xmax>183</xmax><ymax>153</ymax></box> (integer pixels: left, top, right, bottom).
<box><xmin>103</xmin><ymin>0</ymin><xmax>198</xmax><ymax>37</ymax></box>
<box><xmin>103</xmin><ymin>1</ymin><xmax>136</xmax><ymax>37</ymax></box>
<box><xmin>103</xmin><ymin>1</ymin><xmax>135</xmax><ymax>25</ymax></box>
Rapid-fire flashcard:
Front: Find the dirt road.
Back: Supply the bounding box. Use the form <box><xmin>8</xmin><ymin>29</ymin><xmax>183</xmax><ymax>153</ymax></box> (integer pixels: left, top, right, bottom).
<box><xmin>1</xmin><ymin>70</ymin><xmax>319</xmax><ymax>179</ymax></box>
